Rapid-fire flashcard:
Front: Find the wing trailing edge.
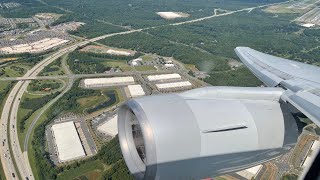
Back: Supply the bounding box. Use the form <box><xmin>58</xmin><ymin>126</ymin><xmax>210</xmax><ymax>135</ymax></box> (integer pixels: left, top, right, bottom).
<box><xmin>235</xmin><ymin>47</ymin><xmax>320</xmax><ymax>127</ymax></box>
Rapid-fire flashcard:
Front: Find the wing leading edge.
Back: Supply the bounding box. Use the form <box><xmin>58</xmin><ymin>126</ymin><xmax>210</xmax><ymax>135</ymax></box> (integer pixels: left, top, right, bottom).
<box><xmin>235</xmin><ymin>47</ymin><xmax>320</xmax><ymax>127</ymax></box>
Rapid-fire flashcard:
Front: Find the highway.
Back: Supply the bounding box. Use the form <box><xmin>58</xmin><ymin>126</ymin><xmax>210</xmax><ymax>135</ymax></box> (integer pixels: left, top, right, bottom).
<box><xmin>0</xmin><ymin>70</ymin><xmax>175</xmax><ymax>81</ymax></box>
<box><xmin>0</xmin><ymin>27</ymin><xmax>148</xmax><ymax>179</ymax></box>
<box><xmin>0</xmin><ymin>1</ymin><xmax>292</xmax><ymax>179</ymax></box>
<box><xmin>23</xmin><ymin>78</ymin><xmax>74</xmax><ymax>152</ymax></box>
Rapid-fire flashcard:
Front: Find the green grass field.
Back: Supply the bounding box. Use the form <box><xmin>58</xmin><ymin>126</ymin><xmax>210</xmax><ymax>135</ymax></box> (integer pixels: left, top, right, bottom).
<box><xmin>39</xmin><ymin>56</ymin><xmax>66</xmax><ymax>76</ymax></box>
<box><xmin>27</xmin><ymin>79</ymin><xmax>65</xmax><ymax>95</ymax></box>
<box><xmin>76</xmin><ymin>95</ymin><xmax>107</xmax><ymax>113</ymax></box>
<box><xmin>100</xmin><ymin>60</ymin><xmax>133</xmax><ymax>72</ymax></box>
<box><xmin>141</xmin><ymin>54</ymin><xmax>154</xmax><ymax>61</ymax></box>
<box><xmin>134</xmin><ymin>65</ymin><xmax>156</xmax><ymax>71</ymax></box>
<box><xmin>57</xmin><ymin>160</ymin><xmax>107</xmax><ymax>180</ymax></box>
<box><xmin>17</xmin><ymin>93</ymin><xmax>47</xmax><ymax>147</ymax></box>
<box><xmin>0</xmin><ymin>63</ymin><xmax>30</xmax><ymax>77</ymax></box>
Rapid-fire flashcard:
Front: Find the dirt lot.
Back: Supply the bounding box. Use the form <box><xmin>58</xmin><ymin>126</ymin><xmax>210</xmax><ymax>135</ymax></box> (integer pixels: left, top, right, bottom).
<box><xmin>80</xmin><ymin>45</ymin><xmax>135</xmax><ymax>56</ymax></box>
<box><xmin>0</xmin><ymin>57</ymin><xmax>18</xmax><ymax>63</ymax></box>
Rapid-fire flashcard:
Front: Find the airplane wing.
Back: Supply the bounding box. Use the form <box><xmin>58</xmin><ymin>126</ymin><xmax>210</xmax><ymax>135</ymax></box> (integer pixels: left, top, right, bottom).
<box><xmin>235</xmin><ymin>47</ymin><xmax>320</xmax><ymax>127</ymax></box>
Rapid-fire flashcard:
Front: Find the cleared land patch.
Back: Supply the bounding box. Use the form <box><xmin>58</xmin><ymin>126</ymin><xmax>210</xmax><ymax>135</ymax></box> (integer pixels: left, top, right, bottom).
<box><xmin>296</xmin><ymin>7</ymin><xmax>320</xmax><ymax>25</ymax></box>
<box><xmin>156</xmin><ymin>12</ymin><xmax>190</xmax><ymax>19</ymax></box>
<box><xmin>80</xmin><ymin>45</ymin><xmax>135</xmax><ymax>56</ymax></box>
<box><xmin>264</xmin><ymin>0</ymin><xmax>319</xmax><ymax>14</ymax></box>
<box><xmin>0</xmin><ymin>57</ymin><xmax>18</xmax><ymax>63</ymax></box>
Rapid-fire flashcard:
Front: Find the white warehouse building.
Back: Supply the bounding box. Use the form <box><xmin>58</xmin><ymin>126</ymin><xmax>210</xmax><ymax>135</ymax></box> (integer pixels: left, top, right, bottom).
<box><xmin>156</xmin><ymin>81</ymin><xmax>192</xmax><ymax>91</ymax></box>
<box><xmin>51</xmin><ymin>121</ymin><xmax>86</xmax><ymax>163</ymax></box>
<box><xmin>236</xmin><ymin>165</ymin><xmax>262</xmax><ymax>180</ymax></box>
<box><xmin>84</xmin><ymin>77</ymin><xmax>135</xmax><ymax>88</ymax></box>
<box><xmin>147</xmin><ymin>73</ymin><xmax>181</xmax><ymax>81</ymax></box>
<box><xmin>97</xmin><ymin>115</ymin><xmax>118</xmax><ymax>137</ymax></box>
<box><xmin>128</xmin><ymin>85</ymin><xmax>145</xmax><ymax>98</ymax></box>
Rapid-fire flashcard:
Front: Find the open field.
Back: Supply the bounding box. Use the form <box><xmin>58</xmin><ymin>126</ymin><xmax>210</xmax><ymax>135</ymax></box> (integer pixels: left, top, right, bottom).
<box><xmin>296</xmin><ymin>7</ymin><xmax>320</xmax><ymax>25</ymax></box>
<box><xmin>27</xmin><ymin>79</ymin><xmax>65</xmax><ymax>95</ymax></box>
<box><xmin>156</xmin><ymin>12</ymin><xmax>190</xmax><ymax>20</ymax></box>
<box><xmin>0</xmin><ymin>63</ymin><xmax>29</xmax><ymax>77</ymax></box>
<box><xmin>80</xmin><ymin>45</ymin><xmax>135</xmax><ymax>56</ymax></box>
<box><xmin>76</xmin><ymin>95</ymin><xmax>107</xmax><ymax>113</ymax></box>
<box><xmin>141</xmin><ymin>54</ymin><xmax>154</xmax><ymax>61</ymax></box>
<box><xmin>57</xmin><ymin>160</ymin><xmax>106</xmax><ymax>180</ymax></box>
<box><xmin>39</xmin><ymin>55</ymin><xmax>66</xmax><ymax>76</ymax></box>
<box><xmin>34</xmin><ymin>13</ymin><xmax>62</xmax><ymax>20</ymax></box>
<box><xmin>287</xmin><ymin>0</ymin><xmax>320</xmax><ymax>10</ymax></box>
<box><xmin>134</xmin><ymin>65</ymin><xmax>156</xmax><ymax>71</ymax></box>
<box><xmin>184</xmin><ymin>64</ymin><xmax>199</xmax><ymax>71</ymax></box>
<box><xmin>68</xmin><ymin>50</ymin><xmax>134</xmax><ymax>74</ymax></box>
<box><xmin>264</xmin><ymin>0</ymin><xmax>319</xmax><ymax>14</ymax></box>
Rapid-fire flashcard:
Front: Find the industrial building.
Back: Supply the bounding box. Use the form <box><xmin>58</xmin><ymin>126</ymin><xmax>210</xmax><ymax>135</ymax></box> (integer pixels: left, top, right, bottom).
<box><xmin>311</xmin><ymin>140</ymin><xmax>320</xmax><ymax>151</ymax></box>
<box><xmin>147</xmin><ymin>73</ymin><xmax>181</xmax><ymax>81</ymax></box>
<box><xmin>302</xmin><ymin>140</ymin><xmax>320</xmax><ymax>168</ymax></box>
<box><xmin>97</xmin><ymin>115</ymin><xmax>118</xmax><ymax>137</ymax></box>
<box><xmin>128</xmin><ymin>85</ymin><xmax>145</xmax><ymax>98</ymax></box>
<box><xmin>164</xmin><ymin>60</ymin><xmax>175</xmax><ymax>68</ymax></box>
<box><xmin>0</xmin><ymin>38</ymin><xmax>69</xmax><ymax>54</ymax></box>
<box><xmin>51</xmin><ymin>121</ymin><xmax>86</xmax><ymax>162</ymax></box>
<box><xmin>236</xmin><ymin>165</ymin><xmax>262</xmax><ymax>180</ymax></box>
<box><xmin>130</xmin><ymin>58</ymin><xmax>143</xmax><ymax>66</ymax></box>
<box><xmin>156</xmin><ymin>81</ymin><xmax>192</xmax><ymax>91</ymax></box>
<box><xmin>84</xmin><ymin>77</ymin><xmax>135</xmax><ymax>88</ymax></box>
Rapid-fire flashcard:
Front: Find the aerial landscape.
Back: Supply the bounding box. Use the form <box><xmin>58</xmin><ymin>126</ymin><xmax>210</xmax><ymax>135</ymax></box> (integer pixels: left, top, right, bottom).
<box><xmin>0</xmin><ymin>0</ymin><xmax>319</xmax><ymax>179</ymax></box>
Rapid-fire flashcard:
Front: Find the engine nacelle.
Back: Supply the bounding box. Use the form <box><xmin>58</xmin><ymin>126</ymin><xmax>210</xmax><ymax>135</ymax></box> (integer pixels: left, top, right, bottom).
<box><xmin>118</xmin><ymin>87</ymin><xmax>299</xmax><ymax>180</ymax></box>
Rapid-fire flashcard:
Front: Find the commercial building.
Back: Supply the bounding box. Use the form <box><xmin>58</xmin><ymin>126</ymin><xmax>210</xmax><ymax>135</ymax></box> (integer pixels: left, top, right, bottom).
<box><xmin>164</xmin><ymin>60</ymin><xmax>174</xmax><ymax>68</ymax></box>
<box><xmin>236</xmin><ymin>165</ymin><xmax>262</xmax><ymax>180</ymax></box>
<box><xmin>84</xmin><ymin>77</ymin><xmax>135</xmax><ymax>88</ymax></box>
<box><xmin>164</xmin><ymin>64</ymin><xmax>174</xmax><ymax>68</ymax></box>
<box><xmin>156</xmin><ymin>81</ymin><xmax>192</xmax><ymax>91</ymax></box>
<box><xmin>302</xmin><ymin>156</ymin><xmax>313</xmax><ymax>168</ymax></box>
<box><xmin>0</xmin><ymin>38</ymin><xmax>69</xmax><ymax>54</ymax></box>
<box><xmin>51</xmin><ymin>121</ymin><xmax>86</xmax><ymax>162</ymax></box>
<box><xmin>311</xmin><ymin>140</ymin><xmax>320</xmax><ymax>151</ymax></box>
<box><xmin>131</xmin><ymin>58</ymin><xmax>143</xmax><ymax>66</ymax></box>
<box><xmin>128</xmin><ymin>85</ymin><xmax>145</xmax><ymax>98</ymax></box>
<box><xmin>97</xmin><ymin>115</ymin><xmax>118</xmax><ymax>137</ymax></box>
<box><xmin>301</xmin><ymin>140</ymin><xmax>320</xmax><ymax>168</ymax></box>
<box><xmin>147</xmin><ymin>73</ymin><xmax>181</xmax><ymax>81</ymax></box>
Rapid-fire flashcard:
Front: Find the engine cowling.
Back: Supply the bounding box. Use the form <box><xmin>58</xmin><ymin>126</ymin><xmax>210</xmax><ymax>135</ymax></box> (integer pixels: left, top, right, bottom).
<box><xmin>118</xmin><ymin>87</ymin><xmax>299</xmax><ymax>180</ymax></box>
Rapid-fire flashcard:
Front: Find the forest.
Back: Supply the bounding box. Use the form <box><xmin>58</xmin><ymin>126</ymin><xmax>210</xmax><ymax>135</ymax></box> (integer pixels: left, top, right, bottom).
<box><xmin>42</xmin><ymin>0</ymin><xmax>286</xmax><ymax>28</ymax></box>
<box><xmin>145</xmin><ymin>10</ymin><xmax>320</xmax><ymax>64</ymax></box>
<box><xmin>67</xmin><ymin>50</ymin><xmax>140</xmax><ymax>74</ymax></box>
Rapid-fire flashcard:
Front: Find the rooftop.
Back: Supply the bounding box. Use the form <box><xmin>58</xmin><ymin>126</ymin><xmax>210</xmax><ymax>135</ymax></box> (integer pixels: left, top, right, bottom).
<box><xmin>97</xmin><ymin>115</ymin><xmax>118</xmax><ymax>137</ymax></box>
<box><xmin>51</xmin><ymin>121</ymin><xmax>86</xmax><ymax>162</ymax></box>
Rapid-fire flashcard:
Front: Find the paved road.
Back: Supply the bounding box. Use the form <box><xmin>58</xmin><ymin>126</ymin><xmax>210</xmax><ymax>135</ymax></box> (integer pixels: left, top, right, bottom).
<box><xmin>0</xmin><ymin>82</ymin><xmax>22</xmax><ymax>179</ymax></box>
<box><xmin>0</xmin><ymin>29</ymin><xmax>147</xmax><ymax>180</ymax></box>
<box><xmin>0</xmin><ymin>70</ymin><xmax>174</xmax><ymax>81</ymax></box>
<box><xmin>0</xmin><ymin>1</ymin><xmax>292</xmax><ymax>179</ymax></box>
<box><xmin>23</xmin><ymin>78</ymin><xmax>74</xmax><ymax>152</ymax></box>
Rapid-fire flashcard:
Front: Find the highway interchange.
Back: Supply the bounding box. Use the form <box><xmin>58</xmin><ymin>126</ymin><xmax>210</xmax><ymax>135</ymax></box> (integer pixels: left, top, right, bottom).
<box><xmin>0</xmin><ymin>1</ymin><xmax>292</xmax><ymax>179</ymax></box>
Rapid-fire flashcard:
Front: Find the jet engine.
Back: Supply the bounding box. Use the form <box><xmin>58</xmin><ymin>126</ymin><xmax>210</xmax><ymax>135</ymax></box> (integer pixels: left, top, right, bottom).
<box><xmin>118</xmin><ymin>87</ymin><xmax>299</xmax><ymax>180</ymax></box>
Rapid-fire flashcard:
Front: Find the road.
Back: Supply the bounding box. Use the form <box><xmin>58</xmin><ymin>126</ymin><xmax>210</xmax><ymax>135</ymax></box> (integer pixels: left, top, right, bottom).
<box><xmin>23</xmin><ymin>78</ymin><xmax>74</xmax><ymax>152</ymax></box>
<box><xmin>0</xmin><ymin>70</ymin><xmax>175</xmax><ymax>81</ymax></box>
<box><xmin>0</xmin><ymin>1</ymin><xmax>293</xmax><ymax>179</ymax></box>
